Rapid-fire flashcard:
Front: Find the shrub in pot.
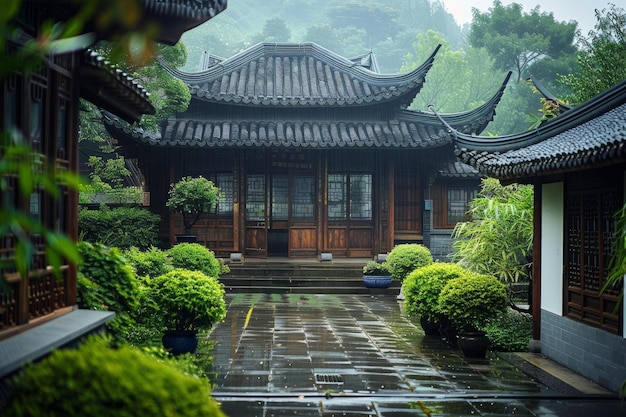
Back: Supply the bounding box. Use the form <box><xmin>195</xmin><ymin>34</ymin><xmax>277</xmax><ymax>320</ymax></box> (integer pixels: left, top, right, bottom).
<box><xmin>166</xmin><ymin>176</ymin><xmax>221</xmax><ymax>237</ymax></box>
<box><xmin>386</xmin><ymin>244</ymin><xmax>433</xmax><ymax>281</ymax></box>
<box><xmin>3</xmin><ymin>337</ymin><xmax>226</xmax><ymax>417</ymax></box>
<box><xmin>437</xmin><ymin>273</ymin><xmax>508</xmax><ymax>357</ymax></box>
<box><xmin>148</xmin><ymin>268</ymin><xmax>226</xmax><ymax>354</ymax></box>
<box><xmin>362</xmin><ymin>260</ymin><xmax>392</xmax><ymax>288</ymax></box>
<box><xmin>168</xmin><ymin>242</ymin><xmax>223</xmax><ymax>278</ymax></box>
<box><xmin>402</xmin><ymin>263</ymin><xmax>466</xmax><ymax>335</ymax></box>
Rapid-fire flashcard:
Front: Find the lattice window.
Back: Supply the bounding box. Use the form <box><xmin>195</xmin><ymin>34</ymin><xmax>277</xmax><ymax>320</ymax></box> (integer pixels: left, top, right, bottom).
<box><xmin>350</xmin><ymin>174</ymin><xmax>372</xmax><ymax>220</ymax></box>
<box><xmin>215</xmin><ymin>173</ymin><xmax>234</xmax><ymax>216</ymax></box>
<box><xmin>271</xmin><ymin>175</ymin><xmax>288</xmax><ymax>220</ymax></box>
<box><xmin>292</xmin><ymin>175</ymin><xmax>314</xmax><ymax>220</ymax></box>
<box><xmin>565</xmin><ymin>187</ymin><xmax>622</xmax><ymax>334</ymax></box>
<box><xmin>328</xmin><ymin>174</ymin><xmax>346</xmax><ymax>220</ymax></box>
<box><xmin>246</xmin><ymin>174</ymin><xmax>265</xmax><ymax>221</ymax></box>
<box><xmin>447</xmin><ymin>187</ymin><xmax>477</xmax><ymax>224</ymax></box>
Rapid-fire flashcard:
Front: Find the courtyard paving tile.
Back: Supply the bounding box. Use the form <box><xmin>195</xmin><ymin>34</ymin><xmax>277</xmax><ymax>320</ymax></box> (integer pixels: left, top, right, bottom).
<box><xmin>208</xmin><ymin>293</ymin><xmax>622</xmax><ymax>416</ymax></box>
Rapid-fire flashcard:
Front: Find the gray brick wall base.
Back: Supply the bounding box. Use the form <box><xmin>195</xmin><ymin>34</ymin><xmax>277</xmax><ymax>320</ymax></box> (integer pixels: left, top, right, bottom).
<box><xmin>541</xmin><ymin>309</ymin><xmax>626</xmax><ymax>393</ymax></box>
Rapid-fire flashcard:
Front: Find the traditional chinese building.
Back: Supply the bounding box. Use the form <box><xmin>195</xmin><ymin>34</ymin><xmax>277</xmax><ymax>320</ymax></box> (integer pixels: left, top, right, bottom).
<box><xmin>107</xmin><ymin>42</ymin><xmax>510</xmax><ymax>259</ymax></box>
<box><xmin>454</xmin><ymin>79</ymin><xmax>626</xmax><ymax>392</ymax></box>
<box><xmin>0</xmin><ymin>0</ymin><xmax>226</xmax><ymax>377</ymax></box>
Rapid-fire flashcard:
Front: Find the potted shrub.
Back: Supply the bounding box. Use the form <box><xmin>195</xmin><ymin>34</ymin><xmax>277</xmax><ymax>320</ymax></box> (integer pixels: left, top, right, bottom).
<box><xmin>362</xmin><ymin>260</ymin><xmax>392</xmax><ymax>288</ymax></box>
<box><xmin>168</xmin><ymin>242</ymin><xmax>223</xmax><ymax>278</ymax></box>
<box><xmin>148</xmin><ymin>268</ymin><xmax>227</xmax><ymax>354</ymax></box>
<box><xmin>402</xmin><ymin>263</ymin><xmax>466</xmax><ymax>336</ymax></box>
<box><xmin>437</xmin><ymin>273</ymin><xmax>508</xmax><ymax>358</ymax></box>
<box><xmin>166</xmin><ymin>176</ymin><xmax>222</xmax><ymax>242</ymax></box>
<box><xmin>386</xmin><ymin>244</ymin><xmax>433</xmax><ymax>281</ymax></box>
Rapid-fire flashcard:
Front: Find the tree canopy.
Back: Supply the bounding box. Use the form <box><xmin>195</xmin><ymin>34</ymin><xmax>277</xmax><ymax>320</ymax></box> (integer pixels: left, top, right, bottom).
<box><xmin>559</xmin><ymin>3</ymin><xmax>626</xmax><ymax>104</ymax></box>
<box><xmin>469</xmin><ymin>0</ymin><xmax>577</xmax><ymax>84</ymax></box>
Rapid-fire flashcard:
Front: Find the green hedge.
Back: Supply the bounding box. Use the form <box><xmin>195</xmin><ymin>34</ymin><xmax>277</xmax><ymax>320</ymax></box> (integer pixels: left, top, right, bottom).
<box><xmin>78</xmin><ymin>206</ymin><xmax>161</xmax><ymax>250</ymax></box>
<box><xmin>3</xmin><ymin>337</ymin><xmax>225</xmax><ymax>417</ymax></box>
<box><xmin>77</xmin><ymin>242</ymin><xmax>141</xmax><ymax>340</ymax></box>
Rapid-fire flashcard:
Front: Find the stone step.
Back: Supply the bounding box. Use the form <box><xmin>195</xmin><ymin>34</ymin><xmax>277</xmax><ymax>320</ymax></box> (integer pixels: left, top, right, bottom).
<box><xmin>220</xmin><ymin>258</ymin><xmax>396</xmax><ymax>294</ymax></box>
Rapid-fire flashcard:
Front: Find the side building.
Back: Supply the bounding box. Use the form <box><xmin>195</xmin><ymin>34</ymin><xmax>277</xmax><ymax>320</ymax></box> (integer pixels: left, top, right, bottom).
<box><xmin>106</xmin><ymin>42</ymin><xmax>508</xmax><ymax>259</ymax></box>
<box><xmin>0</xmin><ymin>0</ymin><xmax>226</xmax><ymax>381</ymax></box>
<box><xmin>454</xmin><ymin>79</ymin><xmax>626</xmax><ymax>393</ymax></box>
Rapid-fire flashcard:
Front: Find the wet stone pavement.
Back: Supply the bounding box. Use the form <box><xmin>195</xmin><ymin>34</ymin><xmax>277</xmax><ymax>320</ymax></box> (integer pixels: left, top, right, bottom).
<box><xmin>207</xmin><ymin>293</ymin><xmax>622</xmax><ymax>416</ymax></box>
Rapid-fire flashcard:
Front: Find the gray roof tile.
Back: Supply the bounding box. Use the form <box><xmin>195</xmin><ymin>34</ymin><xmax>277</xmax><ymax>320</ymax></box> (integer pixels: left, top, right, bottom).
<box><xmin>454</xmin><ymin>80</ymin><xmax>626</xmax><ymax>180</ymax></box>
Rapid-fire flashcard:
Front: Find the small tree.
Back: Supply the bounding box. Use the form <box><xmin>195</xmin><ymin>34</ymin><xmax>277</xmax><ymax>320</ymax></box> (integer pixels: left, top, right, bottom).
<box><xmin>166</xmin><ymin>176</ymin><xmax>221</xmax><ymax>234</ymax></box>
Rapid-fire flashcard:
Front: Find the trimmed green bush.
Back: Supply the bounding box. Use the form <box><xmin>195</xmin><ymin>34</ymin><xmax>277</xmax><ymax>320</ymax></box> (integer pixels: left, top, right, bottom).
<box><xmin>149</xmin><ymin>269</ymin><xmax>227</xmax><ymax>332</ymax></box>
<box><xmin>403</xmin><ymin>263</ymin><xmax>467</xmax><ymax>322</ymax></box>
<box><xmin>3</xmin><ymin>337</ymin><xmax>225</xmax><ymax>417</ymax></box>
<box><xmin>124</xmin><ymin>246</ymin><xmax>172</xmax><ymax>278</ymax></box>
<box><xmin>168</xmin><ymin>243</ymin><xmax>222</xmax><ymax>277</ymax></box>
<box><xmin>167</xmin><ymin>176</ymin><xmax>221</xmax><ymax>234</ymax></box>
<box><xmin>482</xmin><ymin>308</ymin><xmax>532</xmax><ymax>351</ymax></box>
<box><xmin>386</xmin><ymin>244</ymin><xmax>433</xmax><ymax>281</ymax></box>
<box><xmin>438</xmin><ymin>273</ymin><xmax>508</xmax><ymax>331</ymax></box>
<box><xmin>78</xmin><ymin>206</ymin><xmax>161</xmax><ymax>250</ymax></box>
<box><xmin>77</xmin><ymin>242</ymin><xmax>140</xmax><ymax>340</ymax></box>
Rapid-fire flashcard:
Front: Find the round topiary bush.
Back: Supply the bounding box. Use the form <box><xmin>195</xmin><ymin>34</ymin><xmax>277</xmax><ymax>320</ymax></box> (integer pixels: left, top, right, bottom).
<box><xmin>124</xmin><ymin>246</ymin><xmax>173</xmax><ymax>278</ymax></box>
<box><xmin>402</xmin><ymin>263</ymin><xmax>467</xmax><ymax>322</ymax></box>
<box><xmin>437</xmin><ymin>273</ymin><xmax>508</xmax><ymax>332</ymax></box>
<box><xmin>386</xmin><ymin>244</ymin><xmax>433</xmax><ymax>281</ymax></box>
<box><xmin>168</xmin><ymin>243</ymin><xmax>221</xmax><ymax>278</ymax></box>
<box><xmin>3</xmin><ymin>337</ymin><xmax>226</xmax><ymax>417</ymax></box>
<box><xmin>149</xmin><ymin>269</ymin><xmax>227</xmax><ymax>332</ymax></box>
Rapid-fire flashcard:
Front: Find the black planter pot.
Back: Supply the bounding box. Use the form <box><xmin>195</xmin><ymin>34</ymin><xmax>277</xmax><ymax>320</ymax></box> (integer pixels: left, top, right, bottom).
<box><xmin>456</xmin><ymin>331</ymin><xmax>490</xmax><ymax>358</ymax></box>
<box><xmin>419</xmin><ymin>317</ymin><xmax>440</xmax><ymax>336</ymax></box>
<box><xmin>363</xmin><ymin>275</ymin><xmax>392</xmax><ymax>288</ymax></box>
<box><xmin>175</xmin><ymin>234</ymin><xmax>197</xmax><ymax>243</ymax></box>
<box><xmin>162</xmin><ymin>330</ymin><xmax>198</xmax><ymax>355</ymax></box>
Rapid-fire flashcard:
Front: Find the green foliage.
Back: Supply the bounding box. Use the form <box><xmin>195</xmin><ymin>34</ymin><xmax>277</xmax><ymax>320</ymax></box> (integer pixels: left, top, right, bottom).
<box><xmin>386</xmin><ymin>244</ymin><xmax>433</xmax><ymax>281</ymax></box>
<box><xmin>253</xmin><ymin>17</ymin><xmax>292</xmax><ymax>43</ymax></box>
<box><xmin>76</xmin><ymin>242</ymin><xmax>140</xmax><ymax>339</ymax></box>
<box><xmin>3</xmin><ymin>337</ymin><xmax>225</xmax><ymax>417</ymax></box>
<box><xmin>469</xmin><ymin>0</ymin><xmax>577</xmax><ymax>84</ymax></box>
<box><xmin>166</xmin><ymin>176</ymin><xmax>221</xmax><ymax>234</ymax></box>
<box><xmin>124</xmin><ymin>246</ymin><xmax>172</xmax><ymax>278</ymax></box>
<box><xmin>148</xmin><ymin>269</ymin><xmax>227</xmax><ymax>332</ymax></box>
<box><xmin>481</xmin><ymin>308</ymin><xmax>532</xmax><ymax>352</ymax></box>
<box><xmin>560</xmin><ymin>4</ymin><xmax>626</xmax><ymax>104</ymax></box>
<box><xmin>168</xmin><ymin>243</ymin><xmax>222</xmax><ymax>278</ymax></box>
<box><xmin>438</xmin><ymin>273</ymin><xmax>509</xmax><ymax>331</ymax></box>
<box><xmin>362</xmin><ymin>260</ymin><xmax>391</xmax><ymax>276</ymax></box>
<box><xmin>402</xmin><ymin>263</ymin><xmax>467</xmax><ymax>323</ymax></box>
<box><xmin>78</xmin><ymin>206</ymin><xmax>160</xmax><ymax>250</ymax></box>
<box><xmin>452</xmin><ymin>178</ymin><xmax>533</xmax><ymax>283</ymax></box>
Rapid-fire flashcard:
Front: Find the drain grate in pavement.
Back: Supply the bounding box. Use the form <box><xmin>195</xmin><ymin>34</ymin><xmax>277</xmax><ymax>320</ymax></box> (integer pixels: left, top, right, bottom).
<box><xmin>315</xmin><ymin>373</ymin><xmax>344</xmax><ymax>384</ymax></box>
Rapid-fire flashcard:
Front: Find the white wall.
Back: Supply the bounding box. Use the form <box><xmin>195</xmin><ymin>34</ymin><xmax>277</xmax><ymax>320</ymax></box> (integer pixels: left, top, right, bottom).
<box><xmin>541</xmin><ymin>182</ymin><xmax>564</xmax><ymax>315</ymax></box>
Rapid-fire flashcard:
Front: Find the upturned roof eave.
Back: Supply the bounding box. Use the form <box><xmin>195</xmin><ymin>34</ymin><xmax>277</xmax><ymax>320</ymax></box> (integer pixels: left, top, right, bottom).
<box><xmin>452</xmin><ymin>78</ymin><xmax>626</xmax><ymax>153</ymax></box>
<box><xmin>398</xmin><ymin>72</ymin><xmax>512</xmax><ymax>135</ymax></box>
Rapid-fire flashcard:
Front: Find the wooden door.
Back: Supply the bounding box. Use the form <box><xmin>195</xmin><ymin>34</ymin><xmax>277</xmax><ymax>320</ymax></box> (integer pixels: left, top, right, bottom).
<box><xmin>244</xmin><ymin>174</ymin><xmax>267</xmax><ymax>258</ymax></box>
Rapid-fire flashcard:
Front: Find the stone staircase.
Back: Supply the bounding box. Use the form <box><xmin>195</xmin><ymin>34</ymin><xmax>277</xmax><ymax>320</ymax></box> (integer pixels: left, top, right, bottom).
<box><xmin>219</xmin><ymin>258</ymin><xmax>401</xmax><ymax>295</ymax></box>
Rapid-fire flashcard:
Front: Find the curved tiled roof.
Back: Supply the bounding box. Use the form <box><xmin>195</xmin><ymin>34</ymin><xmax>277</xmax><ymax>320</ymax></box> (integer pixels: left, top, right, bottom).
<box><xmin>454</xmin><ymin>79</ymin><xmax>626</xmax><ymax>180</ymax></box>
<box><xmin>104</xmin><ymin>113</ymin><xmax>451</xmax><ymax>149</ymax></box>
<box><xmin>162</xmin><ymin>42</ymin><xmax>439</xmax><ymax>108</ymax></box>
<box><xmin>79</xmin><ymin>50</ymin><xmax>155</xmax><ymax>123</ymax></box>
